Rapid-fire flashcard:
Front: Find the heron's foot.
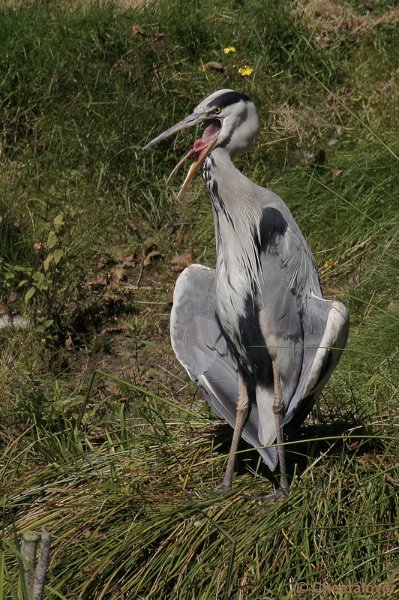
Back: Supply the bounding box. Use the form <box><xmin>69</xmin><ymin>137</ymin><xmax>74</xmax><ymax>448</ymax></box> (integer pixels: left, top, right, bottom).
<box><xmin>216</xmin><ymin>483</ymin><xmax>233</xmax><ymax>496</ymax></box>
<box><xmin>181</xmin><ymin>485</ymin><xmax>233</xmax><ymax>502</ymax></box>
<box><xmin>181</xmin><ymin>489</ymin><xmax>215</xmax><ymax>503</ymax></box>
<box><xmin>242</xmin><ymin>487</ymin><xmax>288</xmax><ymax>505</ymax></box>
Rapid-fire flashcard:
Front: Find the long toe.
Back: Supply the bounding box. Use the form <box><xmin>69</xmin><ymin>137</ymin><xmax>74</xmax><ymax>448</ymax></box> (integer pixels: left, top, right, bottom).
<box><xmin>243</xmin><ymin>487</ymin><xmax>288</xmax><ymax>505</ymax></box>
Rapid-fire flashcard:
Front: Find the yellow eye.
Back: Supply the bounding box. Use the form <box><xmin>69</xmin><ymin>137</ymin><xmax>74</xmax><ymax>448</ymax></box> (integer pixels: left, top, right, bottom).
<box><xmin>213</xmin><ymin>107</ymin><xmax>222</xmax><ymax>115</ymax></box>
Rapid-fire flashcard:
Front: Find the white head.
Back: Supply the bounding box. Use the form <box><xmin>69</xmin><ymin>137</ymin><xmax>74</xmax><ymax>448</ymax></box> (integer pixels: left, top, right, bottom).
<box><xmin>192</xmin><ymin>89</ymin><xmax>260</xmax><ymax>157</ymax></box>
<box><xmin>144</xmin><ymin>89</ymin><xmax>260</xmax><ymax>195</ymax></box>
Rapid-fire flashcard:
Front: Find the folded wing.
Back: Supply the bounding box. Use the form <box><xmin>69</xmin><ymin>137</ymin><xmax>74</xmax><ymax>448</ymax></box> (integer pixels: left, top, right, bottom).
<box><xmin>170</xmin><ymin>264</ymin><xmax>276</xmax><ymax>469</ymax></box>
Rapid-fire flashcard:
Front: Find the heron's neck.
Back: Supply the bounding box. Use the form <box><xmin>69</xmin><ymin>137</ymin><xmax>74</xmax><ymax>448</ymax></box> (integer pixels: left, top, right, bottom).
<box><xmin>203</xmin><ymin>148</ymin><xmax>265</xmax><ymax>295</ymax></box>
<box><xmin>204</xmin><ymin>148</ymin><xmax>263</xmax><ymax>228</ymax></box>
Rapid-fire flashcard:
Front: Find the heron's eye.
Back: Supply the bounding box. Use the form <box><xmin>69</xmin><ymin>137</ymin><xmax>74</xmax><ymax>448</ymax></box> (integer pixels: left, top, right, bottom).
<box><xmin>213</xmin><ymin>107</ymin><xmax>222</xmax><ymax>115</ymax></box>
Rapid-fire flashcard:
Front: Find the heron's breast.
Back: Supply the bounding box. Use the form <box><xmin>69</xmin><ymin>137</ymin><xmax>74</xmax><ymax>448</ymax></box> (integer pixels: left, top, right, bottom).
<box><xmin>215</xmin><ymin>259</ymin><xmax>246</xmax><ymax>336</ymax></box>
<box><xmin>215</xmin><ymin>255</ymin><xmax>259</xmax><ymax>359</ymax></box>
<box><xmin>215</xmin><ymin>262</ymin><xmax>273</xmax><ymax>383</ymax></box>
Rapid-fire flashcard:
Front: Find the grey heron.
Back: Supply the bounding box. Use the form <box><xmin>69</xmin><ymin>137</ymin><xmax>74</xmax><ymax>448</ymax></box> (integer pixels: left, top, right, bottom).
<box><xmin>144</xmin><ymin>89</ymin><xmax>349</xmax><ymax>499</ymax></box>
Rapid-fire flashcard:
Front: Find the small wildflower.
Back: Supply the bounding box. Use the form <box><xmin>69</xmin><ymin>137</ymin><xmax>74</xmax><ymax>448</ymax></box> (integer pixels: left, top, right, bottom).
<box><xmin>323</xmin><ymin>259</ymin><xmax>336</xmax><ymax>269</ymax></box>
<box><xmin>238</xmin><ymin>65</ymin><xmax>254</xmax><ymax>76</ymax></box>
<box><xmin>223</xmin><ymin>46</ymin><xmax>236</xmax><ymax>54</ymax></box>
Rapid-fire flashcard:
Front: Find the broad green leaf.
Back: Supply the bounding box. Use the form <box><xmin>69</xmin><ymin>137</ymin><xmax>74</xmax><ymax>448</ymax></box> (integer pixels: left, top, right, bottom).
<box><xmin>43</xmin><ymin>254</ymin><xmax>53</xmax><ymax>272</ymax></box>
<box><xmin>53</xmin><ymin>248</ymin><xmax>64</xmax><ymax>265</ymax></box>
<box><xmin>24</xmin><ymin>287</ymin><xmax>36</xmax><ymax>304</ymax></box>
<box><xmin>53</xmin><ymin>213</ymin><xmax>64</xmax><ymax>231</ymax></box>
<box><xmin>47</xmin><ymin>230</ymin><xmax>57</xmax><ymax>250</ymax></box>
<box><xmin>33</xmin><ymin>271</ymin><xmax>45</xmax><ymax>285</ymax></box>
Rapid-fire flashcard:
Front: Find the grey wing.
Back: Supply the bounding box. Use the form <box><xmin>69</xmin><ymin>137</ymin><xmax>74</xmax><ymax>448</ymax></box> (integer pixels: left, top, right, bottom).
<box><xmin>255</xmin><ymin>200</ymin><xmax>349</xmax><ymax>436</ymax></box>
<box><xmin>283</xmin><ymin>294</ymin><xmax>349</xmax><ymax>429</ymax></box>
<box><xmin>170</xmin><ymin>263</ymin><xmax>277</xmax><ymax>469</ymax></box>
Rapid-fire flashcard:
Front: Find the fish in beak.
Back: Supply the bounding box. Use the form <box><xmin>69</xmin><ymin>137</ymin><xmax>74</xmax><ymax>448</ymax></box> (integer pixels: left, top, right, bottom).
<box><xmin>143</xmin><ymin>112</ymin><xmax>220</xmax><ymax>199</ymax></box>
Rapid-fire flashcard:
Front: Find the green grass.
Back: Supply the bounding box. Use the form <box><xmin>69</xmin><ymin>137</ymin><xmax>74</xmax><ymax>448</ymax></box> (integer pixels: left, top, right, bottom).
<box><xmin>1</xmin><ymin>0</ymin><xmax>398</xmax><ymax>598</ymax></box>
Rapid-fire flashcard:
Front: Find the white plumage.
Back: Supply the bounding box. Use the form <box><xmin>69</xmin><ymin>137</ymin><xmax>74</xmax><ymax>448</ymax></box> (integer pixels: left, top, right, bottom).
<box><xmin>145</xmin><ymin>89</ymin><xmax>349</xmax><ymax>497</ymax></box>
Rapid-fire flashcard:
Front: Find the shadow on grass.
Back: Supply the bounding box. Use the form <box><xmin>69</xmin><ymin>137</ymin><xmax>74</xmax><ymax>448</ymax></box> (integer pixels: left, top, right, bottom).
<box><xmin>208</xmin><ymin>418</ymin><xmax>383</xmax><ymax>488</ymax></box>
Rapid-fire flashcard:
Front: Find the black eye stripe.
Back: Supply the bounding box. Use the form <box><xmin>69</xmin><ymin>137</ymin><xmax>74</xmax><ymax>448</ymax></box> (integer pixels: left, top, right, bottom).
<box><xmin>207</xmin><ymin>91</ymin><xmax>251</xmax><ymax>110</ymax></box>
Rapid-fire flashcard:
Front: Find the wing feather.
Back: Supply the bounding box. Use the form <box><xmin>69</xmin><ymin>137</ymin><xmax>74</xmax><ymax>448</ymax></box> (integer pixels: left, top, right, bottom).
<box><xmin>170</xmin><ymin>264</ymin><xmax>277</xmax><ymax>469</ymax></box>
<box><xmin>283</xmin><ymin>296</ymin><xmax>349</xmax><ymax>428</ymax></box>
<box><xmin>255</xmin><ymin>199</ymin><xmax>349</xmax><ymax>436</ymax></box>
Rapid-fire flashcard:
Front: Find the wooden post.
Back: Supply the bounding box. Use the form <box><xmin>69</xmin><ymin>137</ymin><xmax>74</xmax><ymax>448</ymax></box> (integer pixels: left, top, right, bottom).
<box><xmin>20</xmin><ymin>528</ymin><xmax>51</xmax><ymax>600</ymax></box>
<box><xmin>21</xmin><ymin>531</ymin><xmax>39</xmax><ymax>599</ymax></box>
<box><xmin>32</xmin><ymin>527</ymin><xmax>51</xmax><ymax>600</ymax></box>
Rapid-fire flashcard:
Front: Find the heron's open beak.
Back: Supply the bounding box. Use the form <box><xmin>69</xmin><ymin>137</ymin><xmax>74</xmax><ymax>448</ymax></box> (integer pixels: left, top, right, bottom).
<box><xmin>144</xmin><ymin>112</ymin><xmax>220</xmax><ymax>199</ymax></box>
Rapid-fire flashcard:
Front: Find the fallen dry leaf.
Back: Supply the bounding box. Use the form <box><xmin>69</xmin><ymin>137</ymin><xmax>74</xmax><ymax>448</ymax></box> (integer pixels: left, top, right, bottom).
<box><xmin>81</xmin><ymin>529</ymin><xmax>93</xmax><ymax>540</ymax></box>
<box><xmin>97</xmin><ymin>254</ymin><xmax>112</xmax><ymax>269</ymax></box>
<box><xmin>343</xmin><ymin>18</ymin><xmax>363</xmax><ymax>32</ymax></box>
<box><xmin>203</xmin><ymin>61</ymin><xmax>225</xmax><ymax>72</ymax></box>
<box><xmin>86</xmin><ymin>273</ymin><xmax>110</xmax><ymax>288</ymax></box>
<box><xmin>115</xmin><ymin>251</ymin><xmax>136</xmax><ymax>268</ymax></box>
<box><xmin>136</xmin><ymin>244</ymin><xmax>165</xmax><ymax>286</ymax></box>
<box><xmin>144</xmin><ymin>243</ymin><xmax>157</xmax><ymax>256</ymax></box>
<box><xmin>143</xmin><ymin>249</ymin><xmax>164</xmax><ymax>266</ymax></box>
<box><xmin>143</xmin><ymin>243</ymin><xmax>164</xmax><ymax>267</ymax></box>
<box><xmin>132</xmin><ymin>22</ymin><xmax>146</xmax><ymax>37</ymax></box>
<box><xmin>122</xmin><ymin>255</ymin><xmax>136</xmax><ymax>268</ymax></box>
<box><xmin>110</xmin><ymin>267</ymin><xmax>127</xmax><ymax>284</ymax></box>
<box><xmin>172</xmin><ymin>229</ymin><xmax>184</xmax><ymax>244</ymax></box>
<box><xmin>7</xmin><ymin>291</ymin><xmax>17</xmax><ymax>304</ymax></box>
<box><xmin>331</xmin><ymin>167</ymin><xmax>343</xmax><ymax>180</ymax></box>
<box><xmin>110</xmin><ymin>385</ymin><xmax>125</xmax><ymax>398</ymax></box>
<box><xmin>170</xmin><ymin>252</ymin><xmax>193</xmax><ymax>272</ymax></box>
<box><xmin>101</xmin><ymin>324</ymin><xmax>128</xmax><ymax>334</ymax></box>
<box><xmin>131</xmin><ymin>21</ymin><xmax>165</xmax><ymax>42</ymax></box>
<box><xmin>0</xmin><ymin>303</ymin><xmax>12</xmax><ymax>318</ymax></box>
<box><xmin>125</xmin><ymin>218</ymin><xmax>138</xmax><ymax>231</ymax></box>
<box><xmin>316</xmin><ymin>34</ymin><xmax>331</xmax><ymax>49</ymax></box>
<box><xmin>65</xmin><ymin>334</ymin><xmax>74</xmax><ymax>351</ymax></box>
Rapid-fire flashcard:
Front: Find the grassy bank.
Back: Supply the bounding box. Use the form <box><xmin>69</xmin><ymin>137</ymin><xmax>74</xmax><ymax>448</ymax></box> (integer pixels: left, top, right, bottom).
<box><xmin>0</xmin><ymin>0</ymin><xmax>398</xmax><ymax>598</ymax></box>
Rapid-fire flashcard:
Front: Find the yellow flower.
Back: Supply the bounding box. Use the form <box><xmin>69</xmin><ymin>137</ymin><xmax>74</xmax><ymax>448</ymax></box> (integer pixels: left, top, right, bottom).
<box><xmin>238</xmin><ymin>65</ymin><xmax>254</xmax><ymax>76</ymax></box>
<box><xmin>323</xmin><ymin>259</ymin><xmax>336</xmax><ymax>269</ymax></box>
<box><xmin>223</xmin><ymin>46</ymin><xmax>237</xmax><ymax>54</ymax></box>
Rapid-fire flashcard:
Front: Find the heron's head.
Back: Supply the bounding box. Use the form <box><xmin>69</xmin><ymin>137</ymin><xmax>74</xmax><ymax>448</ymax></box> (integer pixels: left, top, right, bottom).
<box><xmin>144</xmin><ymin>89</ymin><xmax>259</xmax><ymax>197</ymax></box>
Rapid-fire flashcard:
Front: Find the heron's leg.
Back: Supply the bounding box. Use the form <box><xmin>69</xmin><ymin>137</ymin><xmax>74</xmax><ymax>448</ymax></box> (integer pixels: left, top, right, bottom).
<box><xmin>272</xmin><ymin>360</ymin><xmax>289</xmax><ymax>495</ymax></box>
<box><xmin>219</xmin><ymin>370</ymin><xmax>249</xmax><ymax>493</ymax></box>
